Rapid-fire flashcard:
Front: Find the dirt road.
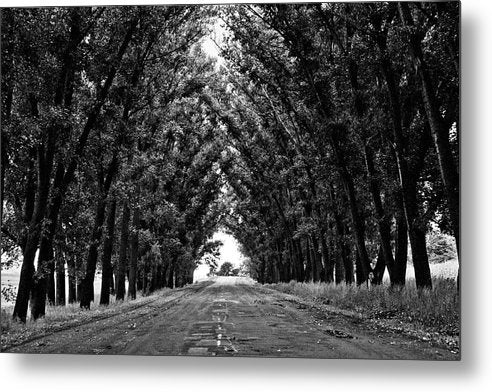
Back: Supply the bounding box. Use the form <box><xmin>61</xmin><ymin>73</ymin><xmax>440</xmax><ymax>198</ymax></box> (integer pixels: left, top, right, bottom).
<box><xmin>4</xmin><ymin>277</ymin><xmax>458</xmax><ymax>359</ymax></box>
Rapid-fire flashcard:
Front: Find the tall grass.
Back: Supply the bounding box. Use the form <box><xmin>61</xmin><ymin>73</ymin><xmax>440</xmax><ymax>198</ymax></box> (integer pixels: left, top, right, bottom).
<box><xmin>267</xmin><ymin>278</ymin><xmax>459</xmax><ymax>335</ymax></box>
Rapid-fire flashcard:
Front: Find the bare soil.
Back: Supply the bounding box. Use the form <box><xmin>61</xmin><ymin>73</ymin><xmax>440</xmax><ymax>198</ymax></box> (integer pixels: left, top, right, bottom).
<box><xmin>2</xmin><ymin>277</ymin><xmax>459</xmax><ymax>359</ymax></box>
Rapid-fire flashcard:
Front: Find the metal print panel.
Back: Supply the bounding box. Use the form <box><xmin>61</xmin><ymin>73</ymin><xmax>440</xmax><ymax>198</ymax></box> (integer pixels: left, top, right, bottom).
<box><xmin>1</xmin><ymin>2</ymin><xmax>460</xmax><ymax>360</ymax></box>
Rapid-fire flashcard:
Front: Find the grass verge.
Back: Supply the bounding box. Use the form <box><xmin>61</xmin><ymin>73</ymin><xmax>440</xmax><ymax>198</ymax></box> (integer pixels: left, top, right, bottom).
<box><xmin>1</xmin><ymin>288</ymin><xmax>172</xmax><ymax>351</ymax></box>
<box><xmin>266</xmin><ymin>278</ymin><xmax>459</xmax><ymax>337</ymax></box>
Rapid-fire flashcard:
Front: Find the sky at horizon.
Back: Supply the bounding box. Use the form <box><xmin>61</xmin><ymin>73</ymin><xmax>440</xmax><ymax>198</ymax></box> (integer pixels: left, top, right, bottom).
<box><xmin>193</xmin><ymin>230</ymin><xmax>247</xmax><ymax>281</ymax></box>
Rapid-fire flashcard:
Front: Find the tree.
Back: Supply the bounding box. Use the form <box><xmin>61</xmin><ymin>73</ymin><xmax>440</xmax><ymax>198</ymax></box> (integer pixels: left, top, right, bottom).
<box><xmin>217</xmin><ymin>262</ymin><xmax>234</xmax><ymax>276</ymax></box>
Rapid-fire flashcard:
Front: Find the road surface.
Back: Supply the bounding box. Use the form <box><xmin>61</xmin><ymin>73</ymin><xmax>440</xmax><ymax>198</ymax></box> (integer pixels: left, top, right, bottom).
<box><xmin>4</xmin><ymin>277</ymin><xmax>457</xmax><ymax>359</ymax></box>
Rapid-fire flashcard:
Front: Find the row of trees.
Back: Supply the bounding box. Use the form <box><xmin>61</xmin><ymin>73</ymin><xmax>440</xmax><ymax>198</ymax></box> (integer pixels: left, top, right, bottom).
<box><xmin>1</xmin><ymin>6</ymin><xmax>225</xmax><ymax>322</ymax></box>
<box><xmin>209</xmin><ymin>3</ymin><xmax>459</xmax><ymax>287</ymax></box>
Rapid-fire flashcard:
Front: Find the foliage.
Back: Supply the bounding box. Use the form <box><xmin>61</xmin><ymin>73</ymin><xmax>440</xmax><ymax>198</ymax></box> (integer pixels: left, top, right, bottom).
<box><xmin>217</xmin><ymin>261</ymin><xmax>234</xmax><ymax>276</ymax></box>
<box><xmin>427</xmin><ymin>232</ymin><xmax>458</xmax><ymax>264</ymax></box>
<box><xmin>1</xmin><ymin>284</ymin><xmax>17</xmax><ymax>303</ymax></box>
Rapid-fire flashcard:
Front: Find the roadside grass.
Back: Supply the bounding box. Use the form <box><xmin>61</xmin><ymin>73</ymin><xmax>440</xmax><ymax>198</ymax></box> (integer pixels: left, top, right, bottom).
<box><xmin>1</xmin><ymin>288</ymin><xmax>171</xmax><ymax>349</ymax></box>
<box><xmin>266</xmin><ymin>277</ymin><xmax>459</xmax><ymax>336</ymax></box>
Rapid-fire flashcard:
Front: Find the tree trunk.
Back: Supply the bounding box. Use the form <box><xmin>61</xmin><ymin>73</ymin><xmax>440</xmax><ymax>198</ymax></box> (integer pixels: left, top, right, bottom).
<box><xmin>321</xmin><ymin>232</ymin><xmax>334</xmax><ymax>283</ymax></box>
<box><xmin>304</xmin><ymin>237</ymin><xmax>312</xmax><ymax>282</ymax></box>
<box><xmin>141</xmin><ymin>261</ymin><xmax>146</xmax><ymax>294</ymax></box>
<box><xmin>149</xmin><ymin>264</ymin><xmax>156</xmax><ymax>293</ymax></box>
<box><xmin>311</xmin><ymin>235</ymin><xmax>322</xmax><ymax>282</ymax></box>
<box><xmin>76</xmin><ymin>281</ymin><xmax>82</xmax><ymax>302</ymax></box>
<box><xmin>355</xmin><ymin>248</ymin><xmax>365</xmax><ymax>286</ymax></box>
<box><xmin>155</xmin><ymin>264</ymin><xmax>162</xmax><ymax>290</ymax></box>
<box><xmin>343</xmin><ymin>243</ymin><xmax>353</xmax><ymax>284</ymax></box>
<box><xmin>13</xmin><ymin>137</ymin><xmax>55</xmax><ymax>321</ymax></box>
<box><xmin>393</xmin><ymin>194</ymin><xmax>408</xmax><ymax>286</ymax></box>
<box><xmin>128</xmin><ymin>207</ymin><xmax>139</xmax><ymax>300</ymax></box>
<box><xmin>266</xmin><ymin>257</ymin><xmax>274</xmax><ymax>284</ymax></box>
<box><xmin>55</xmin><ymin>256</ymin><xmax>66</xmax><ymax>306</ymax></box>
<box><xmin>109</xmin><ymin>263</ymin><xmax>115</xmax><ymax>294</ymax></box>
<box><xmin>67</xmin><ymin>255</ymin><xmax>77</xmax><ymax>304</ymax></box>
<box><xmin>258</xmin><ymin>257</ymin><xmax>266</xmax><ymax>284</ymax></box>
<box><xmin>332</xmin><ymin>210</ymin><xmax>353</xmax><ymax>284</ymax></box>
<box><xmin>31</xmin><ymin>216</ymin><xmax>57</xmax><ymax>319</ymax></box>
<box><xmin>276</xmin><ymin>241</ymin><xmax>286</xmax><ymax>282</ymax></box>
<box><xmin>295</xmin><ymin>239</ymin><xmax>305</xmax><ymax>282</ymax></box>
<box><xmin>188</xmin><ymin>268</ymin><xmax>195</xmax><ymax>285</ymax></box>
<box><xmin>80</xmin><ymin>198</ymin><xmax>107</xmax><ymax>309</ymax></box>
<box><xmin>287</xmin><ymin>239</ymin><xmax>295</xmax><ymax>281</ymax></box>
<box><xmin>100</xmin><ymin>197</ymin><xmax>117</xmax><ymax>305</ymax></box>
<box><xmin>30</xmin><ymin>163</ymin><xmax>65</xmax><ymax>319</ymax></box>
<box><xmin>116</xmin><ymin>200</ymin><xmax>130</xmax><ymax>300</ymax></box>
<box><xmin>47</xmin><ymin>263</ymin><xmax>55</xmax><ymax>306</ymax></box>
<box><xmin>167</xmin><ymin>261</ymin><xmax>175</xmax><ymax>289</ymax></box>
<box><xmin>13</xmin><ymin>237</ymin><xmax>37</xmax><ymax>322</ymax></box>
<box><xmin>80</xmin><ymin>153</ymin><xmax>118</xmax><ymax>309</ymax></box>
<box><xmin>161</xmin><ymin>261</ymin><xmax>169</xmax><ymax>288</ymax></box>
<box><xmin>341</xmin><ymin>149</ymin><xmax>371</xmax><ymax>279</ymax></box>
<box><xmin>408</xmin><ymin>222</ymin><xmax>431</xmax><ymax>288</ymax></box>
<box><xmin>335</xmin><ymin>253</ymin><xmax>345</xmax><ymax>284</ymax></box>
<box><xmin>363</xmin><ymin>144</ymin><xmax>395</xmax><ymax>280</ymax></box>
<box><xmin>331</xmin><ymin>219</ymin><xmax>345</xmax><ymax>284</ymax></box>
<box><xmin>30</xmin><ymin>223</ymin><xmax>54</xmax><ymax>320</ymax></box>
<box><xmin>160</xmin><ymin>249</ymin><xmax>169</xmax><ymax>289</ymax></box>
<box><xmin>68</xmin><ymin>274</ymin><xmax>76</xmax><ymax>304</ymax></box>
<box><xmin>371</xmin><ymin>246</ymin><xmax>386</xmax><ymax>285</ymax></box>
<box><xmin>330</xmin><ymin>137</ymin><xmax>372</xmax><ymax>282</ymax></box>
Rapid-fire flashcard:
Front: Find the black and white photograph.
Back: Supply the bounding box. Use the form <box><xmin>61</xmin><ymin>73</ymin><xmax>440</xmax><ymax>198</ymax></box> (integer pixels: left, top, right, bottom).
<box><xmin>1</xmin><ymin>0</ymin><xmax>462</xmax><ymax>363</ymax></box>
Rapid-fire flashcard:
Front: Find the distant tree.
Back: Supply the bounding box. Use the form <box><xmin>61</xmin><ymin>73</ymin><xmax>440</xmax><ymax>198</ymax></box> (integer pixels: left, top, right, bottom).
<box><xmin>200</xmin><ymin>240</ymin><xmax>222</xmax><ymax>276</ymax></box>
<box><xmin>217</xmin><ymin>262</ymin><xmax>234</xmax><ymax>276</ymax></box>
<box><xmin>427</xmin><ymin>232</ymin><xmax>457</xmax><ymax>264</ymax></box>
<box><xmin>207</xmin><ymin>264</ymin><xmax>217</xmax><ymax>277</ymax></box>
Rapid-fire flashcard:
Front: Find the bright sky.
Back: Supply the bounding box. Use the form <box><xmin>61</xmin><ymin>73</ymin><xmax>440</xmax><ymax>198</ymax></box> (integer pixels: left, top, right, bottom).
<box><xmin>200</xmin><ymin>20</ymin><xmax>226</xmax><ymax>69</ymax></box>
<box><xmin>193</xmin><ymin>230</ymin><xmax>246</xmax><ymax>281</ymax></box>
<box><xmin>201</xmin><ymin>37</ymin><xmax>220</xmax><ymax>59</ymax></box>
